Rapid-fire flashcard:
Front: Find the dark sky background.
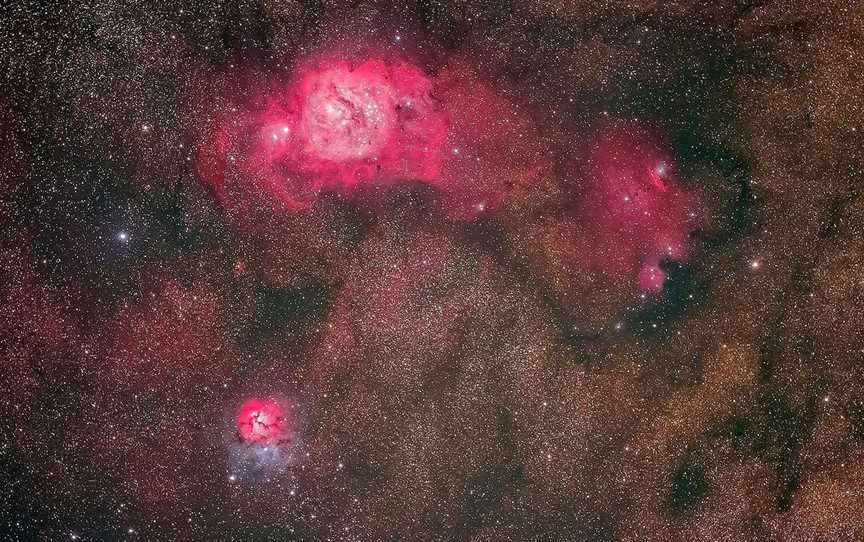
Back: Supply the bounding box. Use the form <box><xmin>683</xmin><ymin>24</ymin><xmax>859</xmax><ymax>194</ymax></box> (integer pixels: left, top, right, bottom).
<box><xmin>2</xmin><ymin>1</ymin><xmax>863</xmax><ymax>541</ymax></box>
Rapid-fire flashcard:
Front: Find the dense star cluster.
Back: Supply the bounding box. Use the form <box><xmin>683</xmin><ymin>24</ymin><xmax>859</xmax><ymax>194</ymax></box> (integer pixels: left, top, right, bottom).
<box><xmin>2</xmin><ymin>1</ymin><xmax>863</xmax><ymax>540</ymax></box>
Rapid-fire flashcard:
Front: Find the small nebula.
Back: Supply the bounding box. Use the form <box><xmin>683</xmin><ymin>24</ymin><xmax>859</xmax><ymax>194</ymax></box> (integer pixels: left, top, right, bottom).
<box><xmin>236</xmin><ymin>397</ymin><xmax>292</xmax><ymax>445</ymax></box>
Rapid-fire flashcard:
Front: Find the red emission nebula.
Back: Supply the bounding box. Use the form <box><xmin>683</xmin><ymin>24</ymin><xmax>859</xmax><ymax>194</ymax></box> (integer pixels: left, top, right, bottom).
<box><xmin>196</xmin><ymin>53</ymin><xmax>700</xmax><ymax>296</ymax></box>
<box><xmin>582</xmin><ymin>120</ymin><xmax>698</xmax><ymax>293</ymax></box>
<box><xmin>198</xmin><ymin>56</ymin><xmax>447</xmax><ymax>212</ymax></box>
<box><xmin>236</xmin><ymin>398</ymin><xmax>292</xmax><ymax>445</ymax></box>
<box><xmin>198</xmin><ymin>55</ymin><xmax>569</xmax><ymax>220</ymax></box>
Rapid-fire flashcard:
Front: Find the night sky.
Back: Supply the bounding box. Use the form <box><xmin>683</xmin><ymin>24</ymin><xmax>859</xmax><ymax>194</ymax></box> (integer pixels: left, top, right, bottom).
<box><xmin>2</xmin><ymin>1</ymin><xmax>864</xmax><ymax>541</ymax></box>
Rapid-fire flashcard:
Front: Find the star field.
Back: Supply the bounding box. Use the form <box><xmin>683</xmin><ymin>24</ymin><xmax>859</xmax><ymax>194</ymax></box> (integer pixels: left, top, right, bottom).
<box><xmin>2</xmin><ymin>1</ymin><xmax>864</xmax><ymax>541</ymax></box>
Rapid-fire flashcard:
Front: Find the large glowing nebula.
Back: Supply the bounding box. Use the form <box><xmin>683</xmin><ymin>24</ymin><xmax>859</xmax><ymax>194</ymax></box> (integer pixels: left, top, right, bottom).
<box><xmin>198</xmin><ymin>57</ymin><xmax>447</xmax><ymax>211</ymax></box>
<box><xmin>194</xmin><ymin>55</ymin><xmax>559</xmax><ymax>223</ymax></box>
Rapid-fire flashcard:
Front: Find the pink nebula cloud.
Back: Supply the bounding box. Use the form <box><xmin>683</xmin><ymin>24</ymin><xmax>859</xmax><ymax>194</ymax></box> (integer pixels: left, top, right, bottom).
<box><xmin>197</xmin><ymin>57</ymin><xmax>447</xmax><ymax>211</ymax></box>
<box><xmin>432</xmin><ymin>59</ymin><xmax>554</xmax><ymax>220</ymax></box>
<box><xmin>236</xmin><ymin>398</ymin><xmax>292</xmax><ymax>444</ymax></box>
<box><xmin>194</xmin><ymin>54</ymin><xmax>559</xmax><ymax>223</ymax></box>
<box><xmin>582</xmin><ymin>119</ymin><xmax>698</xmax><ymax>294</ymax></box>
